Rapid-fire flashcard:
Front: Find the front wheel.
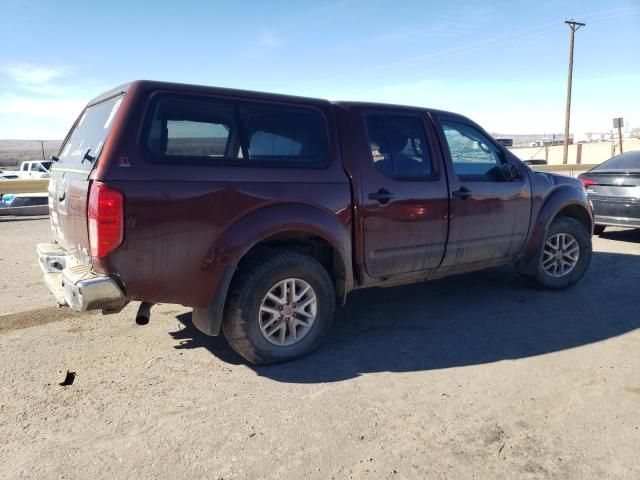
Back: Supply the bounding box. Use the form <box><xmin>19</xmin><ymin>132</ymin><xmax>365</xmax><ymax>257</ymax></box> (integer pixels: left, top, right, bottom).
<box><xmin>222</xmin><ymin>250</ymin><xmax>335</xmax><ymax>365</ymax></box>
<box><xmin>531</xmin><ymin>216</ymin><xmax>592</xmax><ymax>290</ymax></box>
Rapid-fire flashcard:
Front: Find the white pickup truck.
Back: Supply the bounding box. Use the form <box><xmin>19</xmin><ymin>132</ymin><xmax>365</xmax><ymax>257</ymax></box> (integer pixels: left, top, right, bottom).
<box><xmin>1</xmin><ymin>160</ymin><xmax>53</xmax><ymax>179</ymax></box>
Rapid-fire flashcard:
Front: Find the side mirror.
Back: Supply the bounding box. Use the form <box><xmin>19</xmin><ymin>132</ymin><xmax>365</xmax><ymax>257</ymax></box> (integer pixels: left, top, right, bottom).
<box><xmin>499</xmin><ymin>163</ymin><xmax>523</xmax><ymax>181</ymax></box>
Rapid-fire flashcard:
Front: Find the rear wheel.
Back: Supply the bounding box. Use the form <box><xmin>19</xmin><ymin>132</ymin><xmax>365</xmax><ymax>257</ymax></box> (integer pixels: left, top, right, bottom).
<box><xmin>593</xmin><ymin>225</ymin><xmax>606</xmax><ymax>236</ymax></box>
<box><xmin>531</xmin><ymin>216</ymin><xmax>592</xmax><ymax>290</ymax></box>
<box><xmin>222</xmin><ymin>250</ymin><xmax>335</xmax><ymax>365</ymax></box>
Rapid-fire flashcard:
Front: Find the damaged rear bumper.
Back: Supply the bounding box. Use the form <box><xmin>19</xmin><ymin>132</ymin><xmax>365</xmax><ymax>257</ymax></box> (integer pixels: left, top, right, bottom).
<box><xmin>37</xmin><ymin>243</ymin><xmax>125</xmax><ymax>311</ymax></box>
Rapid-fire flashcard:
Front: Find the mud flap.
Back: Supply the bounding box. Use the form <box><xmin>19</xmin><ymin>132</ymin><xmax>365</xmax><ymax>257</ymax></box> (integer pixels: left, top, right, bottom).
<box><xmin>516</xmin><ymin>227</ymin><xmax>548</xmax><ymax>276</ymax></box>
<box><xmin>191</xmin><ymin>266</ymin><xmax>236</xmax><ymax>336</ymax></box>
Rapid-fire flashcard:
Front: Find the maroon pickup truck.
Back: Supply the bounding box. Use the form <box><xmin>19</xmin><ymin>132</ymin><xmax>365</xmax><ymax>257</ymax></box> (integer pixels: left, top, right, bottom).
<box><xmin>38</xmin><ymin>81</ymin><xmax>593</xmax><ymax>364</ymax></box>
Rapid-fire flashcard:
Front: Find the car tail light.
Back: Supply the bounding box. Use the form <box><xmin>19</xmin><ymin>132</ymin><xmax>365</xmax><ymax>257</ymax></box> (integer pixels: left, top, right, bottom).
<box><xmin>580</xmin><ymin>178</ymin><xmax>597</xmax><ymax>188</ymax></box>
<box><xmin>88</xmin><ymin>182</ymin><xmax>123</xmax><ymax>258</ymax></box>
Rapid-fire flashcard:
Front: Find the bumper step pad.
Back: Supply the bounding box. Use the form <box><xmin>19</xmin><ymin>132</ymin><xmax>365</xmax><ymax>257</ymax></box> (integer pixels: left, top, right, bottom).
<box><xmin>36</xmin><ymin>243</ymin><xmax>125</xmax><ymax>311</ymax></box>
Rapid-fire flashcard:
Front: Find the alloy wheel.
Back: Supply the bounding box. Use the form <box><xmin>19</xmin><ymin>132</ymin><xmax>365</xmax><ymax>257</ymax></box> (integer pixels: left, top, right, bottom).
<box><xmin>258</xmin><ymin>278</ymin><xmax>317</xmax><ymax>346</ymax></box>
<box><xmin>542</xmin><ymin>233</ymin><xmax>580</xmax><ymax>278</ymax></box>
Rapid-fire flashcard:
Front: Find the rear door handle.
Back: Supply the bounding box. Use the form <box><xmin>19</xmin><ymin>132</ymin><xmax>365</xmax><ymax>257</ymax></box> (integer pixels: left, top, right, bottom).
<box><xmin>368</xmin><ymin>189</ymin><xmax>394</xmax><ymax>204</ymax></box>
<box><xmin>452</xmin><ymin>187</ymin><xmax>472</xmax><ymax>199</ymax></box>
<box><xmin>57</xmin><ymin>176</ymin><xmax>68</xmax><ymax>202</ymax></box>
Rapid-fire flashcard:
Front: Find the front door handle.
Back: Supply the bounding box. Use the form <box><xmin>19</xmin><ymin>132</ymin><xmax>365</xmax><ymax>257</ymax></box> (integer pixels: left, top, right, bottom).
<box><xmin>452</xmin><ymin>187</ymin><xmax>472</xmax><ymax>199</ymax></box>
<box><xmin>368</xmin><ymin>189</ymin><xmax>394</xmax><ymax>204</ymax></box>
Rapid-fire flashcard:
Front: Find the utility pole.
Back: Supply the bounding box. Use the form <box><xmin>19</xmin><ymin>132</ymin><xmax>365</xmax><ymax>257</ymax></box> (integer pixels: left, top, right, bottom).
<box><xmin>37</xmin><ymin>140</ymin><xmax>45</xmax><ymax>160</ymax></box>
<box><xmin>618</xmin><ymin>123</ymin><xmax>623</xmax><ymax>154</ymax></box>
<box><xmin>613</xmin><ymin>117</ymin><xmax>624</xmax><ymax>154</ymax></box>
<box><xmin>562</xmin><ymin>19</ymin><xmax>585</xmax><ymax>164</ymax></box>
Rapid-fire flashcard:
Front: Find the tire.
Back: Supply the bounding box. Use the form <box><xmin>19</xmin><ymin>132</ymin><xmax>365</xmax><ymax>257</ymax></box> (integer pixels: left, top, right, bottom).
<box><xmin>222</xmin><ymin>250</ymin><xmax>335</xmax><ymax>365</ymax></box>
<box><xmin>531</xmin><ymin>216</ymin><xmax>592</xmax><ymax>290</ymax></box>
<box><xmin>593</xmin><ymin>225</ymin><xmax>606</xmax><ymax>236</ymax></box>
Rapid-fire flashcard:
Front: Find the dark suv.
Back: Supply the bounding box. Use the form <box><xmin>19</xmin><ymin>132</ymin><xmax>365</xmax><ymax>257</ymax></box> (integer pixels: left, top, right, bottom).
<box><xmin>38</xmin><ymin>81</ymin><xmax>593</xmax><ymax>364</ymax></box>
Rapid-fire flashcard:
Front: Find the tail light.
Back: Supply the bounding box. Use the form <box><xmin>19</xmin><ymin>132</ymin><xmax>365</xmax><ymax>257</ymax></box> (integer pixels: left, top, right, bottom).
<box><xmin>88</xmin><ymin>182</ymin><xmax>123</xmax><ymax>258</ymax></box>
<box><xmin>580</xmin><ymin>177</ymin><xmax>597</xmax><ymax>188</ymax></box>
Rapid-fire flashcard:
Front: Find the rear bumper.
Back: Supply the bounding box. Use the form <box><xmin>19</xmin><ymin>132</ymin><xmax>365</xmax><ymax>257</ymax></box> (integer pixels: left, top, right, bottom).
<box><xmin>37</xmin><ymin>243</ymin><xmax>125</xmax><ymax>311</ymax></box>
<box><xmin>591</xmin><ymin>197</ymin><xmax>640</xmax><ymax>228</ymax></box>
<box><xmin>594</xmin><ymin>215</ymin><xmax>640</xmax><ymax>228</ymax></box>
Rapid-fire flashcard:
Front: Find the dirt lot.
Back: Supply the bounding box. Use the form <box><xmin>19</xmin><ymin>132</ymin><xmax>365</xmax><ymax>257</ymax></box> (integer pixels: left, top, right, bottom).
<box><xmin>0</xmin><ymin>218</ymin><xmax>639</xmax><ymax>479</ymax></box>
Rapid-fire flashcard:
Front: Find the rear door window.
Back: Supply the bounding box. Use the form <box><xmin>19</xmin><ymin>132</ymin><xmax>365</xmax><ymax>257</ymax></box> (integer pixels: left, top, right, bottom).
<box><xmin>57</xmin><ymin>94</ymin><xmax>124</xmax><ymax>169</ymax></box>
<box><xmin>364</xmin><ymin>113</ymin><xmax>433</xmax><ymax>178</ymax></box>
<box><xmin>145</xmin><ymin>95</ymin><xmax>329</xmax><ymax>167</ymax></box>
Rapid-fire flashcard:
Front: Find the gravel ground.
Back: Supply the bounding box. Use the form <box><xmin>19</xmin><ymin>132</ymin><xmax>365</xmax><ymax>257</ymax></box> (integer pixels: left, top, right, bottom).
<box><xmin>0</xmin><ymin>217</ymin><xmax>52</xmax><ymax>316</ymax></box>
<box><xmin>0</xmin><ymin>218</ymin><xmax>639</xmax><ymax>479</ymax></box>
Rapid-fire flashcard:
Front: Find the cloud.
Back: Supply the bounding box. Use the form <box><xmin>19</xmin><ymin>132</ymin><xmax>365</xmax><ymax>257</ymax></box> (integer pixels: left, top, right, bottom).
<box><xmin>0</xmin><ymin>93</ymin><xmax>86</xmax><ymax>139</ymax></box>
<box><xmin>4</xmin><ymin>64</ymin><xmax>66</xmax><ymax>85</ymax></box>
<box><xmin>0</xmin><ymin>64</ymin><xmax>104</xmax><ymax>138</ymax></box>
<box><xmin>376</xmin><ymin>29</ymin><xmax>456</xmax><ymax>41</ymax></box>
<box><xmin>0</xmin><ymin>63</ymin><xmax>84</xmax><ymax>124</ymax></box>
<box><xmin>0</xmin><ymin>93</ymin><xmax>84</xmax><ymax>119</ymax></box>
<box><xmin>376</xmin><ymin>20</ymin><xmax>467</xmax><ymax>41</ymax></box>
<box><xmin>239</xmin><ymin>31</ymin><xmax>283</xmax><ymax>59</ymax></box>
<box><xmin>301</xmin><ymin>20</ymin><xmax>560</xmax><ymax>90</ymax></box>
<box><xmin>257</xmin><ymin>31</ymin><xmax>282</xmax><ymax>48</ymax></box>
<box><xmin>0</xmin><ymin>92</ymin><xmax>88</xmax><ymax>139</ymax></box>
<box><xmin>2</xmin><ymin>64</ymin><xmax>71</xmax><ymax>96</ymax></box>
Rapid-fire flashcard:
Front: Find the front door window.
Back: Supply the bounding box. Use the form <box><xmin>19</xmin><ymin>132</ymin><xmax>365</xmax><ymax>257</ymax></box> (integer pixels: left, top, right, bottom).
<box><xmin>441</xmin><ymin>121</ymin><xmax>506</xmax><ymax>179</ymax></box>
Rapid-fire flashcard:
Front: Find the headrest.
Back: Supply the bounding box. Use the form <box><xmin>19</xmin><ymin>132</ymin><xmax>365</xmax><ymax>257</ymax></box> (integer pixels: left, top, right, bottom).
<box><xmin>379</xmin><ymin>129</ymin><xmax>408</xmax><ymax>154</ymax></box>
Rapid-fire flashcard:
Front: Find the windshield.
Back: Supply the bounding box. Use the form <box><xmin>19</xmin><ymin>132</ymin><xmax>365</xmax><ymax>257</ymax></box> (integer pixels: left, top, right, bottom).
<box><xmin>593</xmin><ymin>152</ymin><xmax>640</xmax><ymax>172</ymax></box>
<box><xmin>57</xmin><ymin>94</ymin><xmax>124</xmax><ymax>169</ymax></box>
<box><xmin>41</xmin><ymin>161</ymin><xmax>53</xmax><ymax>170</ymax></box>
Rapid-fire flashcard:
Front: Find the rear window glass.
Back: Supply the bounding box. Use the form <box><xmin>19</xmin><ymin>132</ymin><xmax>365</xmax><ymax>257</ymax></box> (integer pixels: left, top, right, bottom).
<box><xmin>364</xmin><ymin>113</ymin><xmax>433</xmax><ymax>177</ymax></box>
<box><xmin>592</xmin><ymin>152</ymin><xmax>640</xmax><ymax>172</ymax></box>
<box><xmin>57</xmin><ymin>94</ymin><xmax>124</xmax><ymax>169</ymax></box>
<box><xmin>240</xmin><ymin>104</ymin><xmax>328</xmax><ymax>165</ymax></box>
<box><xmin>147</xmin><ymin>96</ymin><xmax>236</xmax><ymax>159</ymax></box>
<box><xmin>145</xmin><ymin>95</ymin><xmax>328</xmax><ymax>167</ymax></box>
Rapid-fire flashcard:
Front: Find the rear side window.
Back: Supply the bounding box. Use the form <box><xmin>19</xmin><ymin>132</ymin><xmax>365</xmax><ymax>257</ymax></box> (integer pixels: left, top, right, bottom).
<box><xmin>147</xmin><ymin>97</ymin><xmax>236</xmax><ymax>159</ymax></box>
<box><xmin>364</xmin><ymin>113</ymin><xmax>432</xmax><ymax>178</ymax></box>
<box><xmin>58</xmin><ymin>94</ymin><xmax>124</xmax><ymax>169</ymax></box>
<box><xmin>145</xmin><ymin>95</ymin><xmax>329</xmax><ymax>167</ymax></box>
<box><xmin>240</xmin><ymin>104</ymin><xmax>327</xmax><ymax>165</ymax></box>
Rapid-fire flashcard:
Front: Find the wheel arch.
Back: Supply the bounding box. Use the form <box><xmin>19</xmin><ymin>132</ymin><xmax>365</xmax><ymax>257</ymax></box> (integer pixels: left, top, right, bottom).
<box><xmin>552</xmin><ymin>203</ymin><xmax>593</xmax><ymax>232</ymax></box>
<box><xmin>192</xmin><ymin>202</ymin><xmax>353</xmax><ymax>336</ymax></box>
<box><xmin>517</xmin><ymin>185</ymin><xmax>593</xmax><ymax>275</ymax></box>
<box><xmin>234</xmin><ymin>229</ymin><xmax>349</xmax><ymax>302</ymax></box>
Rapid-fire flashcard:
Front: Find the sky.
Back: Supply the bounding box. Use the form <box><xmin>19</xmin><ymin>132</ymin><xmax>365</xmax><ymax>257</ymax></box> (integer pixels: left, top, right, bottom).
<box><xmin>0</xmin><ymin>0</ymin><xmax>639</xmax><ymax>139</ymax></box>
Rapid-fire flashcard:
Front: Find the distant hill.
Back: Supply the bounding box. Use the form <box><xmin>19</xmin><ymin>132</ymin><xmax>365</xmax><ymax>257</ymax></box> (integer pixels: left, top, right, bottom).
<box><xmin>0</xmin><ymin>140</ymin><xmax>62</xmax><ymax>168</ymax></box>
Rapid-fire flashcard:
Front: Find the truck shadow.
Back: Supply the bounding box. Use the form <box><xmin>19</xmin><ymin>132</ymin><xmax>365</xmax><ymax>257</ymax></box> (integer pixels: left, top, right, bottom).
<box><xmin>171</xmin><ymin>251</ymin><xmax>640</xmax><ymax>383</ymax></box>
<box><xmin>598</xmin><ymin>228</ymin><xmax>640</xmax><ymax>243</ymax></box>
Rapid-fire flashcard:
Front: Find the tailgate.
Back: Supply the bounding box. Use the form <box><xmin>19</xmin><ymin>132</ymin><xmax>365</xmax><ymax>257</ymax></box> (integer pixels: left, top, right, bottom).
<box><xmin>49</xmin><ymin>94</ymin><xmax>124</xmax><ymax>262</ymax></box>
